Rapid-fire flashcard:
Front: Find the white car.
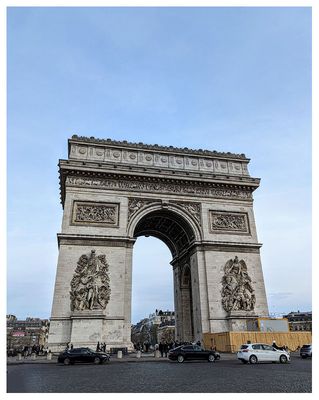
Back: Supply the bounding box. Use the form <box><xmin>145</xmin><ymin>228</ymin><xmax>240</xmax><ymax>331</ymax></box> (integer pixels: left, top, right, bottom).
<box><xmin>237</xmin><ymin>343</ymin><xmax>290</xmax><ymax>364</ymax></box>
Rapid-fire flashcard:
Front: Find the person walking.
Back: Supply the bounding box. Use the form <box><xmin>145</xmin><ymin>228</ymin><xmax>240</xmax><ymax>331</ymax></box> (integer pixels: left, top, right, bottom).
<box><xmin>159</xmin><ymin>341</ymin><xmax>164</xmax><ymax>357</ymax></box>
<box><xmin>96</xmin><ymin>341</ymin><xmax>101</xmax><ymax>352</ymax></box>
<box><xmin>163</xmin><ymin>342</ymin><xmax>169</xmax><ymax>357</ymax></box>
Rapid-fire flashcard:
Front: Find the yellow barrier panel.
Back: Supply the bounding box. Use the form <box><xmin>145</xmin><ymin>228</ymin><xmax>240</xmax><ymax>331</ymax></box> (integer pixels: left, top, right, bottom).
<box><xmin>203</xmin><ymin>331</ymin><xmax>312</xmax><ymax>353</ymax></box>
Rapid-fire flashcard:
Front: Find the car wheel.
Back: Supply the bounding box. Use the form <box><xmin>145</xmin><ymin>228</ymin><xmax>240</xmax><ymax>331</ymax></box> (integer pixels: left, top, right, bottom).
<box><xmin>63</xmin><ymin>358</ymin><xmax>71</xmax><ymax>365</ymax></box>
<box><xmin>249</xmin><ymin>355</ymin><xmax>258</xmax><ymax>364</ymax></box>
<box><xmin>208</xmin><ymin>354</ymin><xmax>215</xmax><ymax>362</ymax></box>
<box><xmin>215</xmin><ymin>354</ymin><xmax>220</xmax><ymax>360</ymax></box>
<box><xmin>240</xmin><ymin>360</ymin><xmax>248</xmax><ymax>364</ymax></box>
<box><xmin>103</xmin><ymin>358</ymin><xmax>110</xmax><ymax>364</ymax></box>
<box><xmin>280</xmin><ymin>355</ymin><xmax>288</xmax><ymax>364</ymax></box>
<box><xmin>177</xmin><ymin>355</ymin><xmax>184</xmax><ymax>363</ymax></box>
<box><xmin>94</xmin><ymin>357</ymin><xmax>101</xmax><ymax>364</ymax></box>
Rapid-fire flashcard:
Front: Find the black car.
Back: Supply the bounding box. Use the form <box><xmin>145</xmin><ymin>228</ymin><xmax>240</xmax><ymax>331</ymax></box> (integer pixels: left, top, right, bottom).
<box><xmin>168</xmin><ymin>344</ymin><xmax>220</xmax><ymax>363</ymax></box>
<box><xmin>300</xmin><ymin>344</ymin><xmax>312</xmax><ymax>359</ymax></box>
<box><xmin>58</xmin><ymin>347</ymin><xmax>110</xmax><ymax>365</ymax></box>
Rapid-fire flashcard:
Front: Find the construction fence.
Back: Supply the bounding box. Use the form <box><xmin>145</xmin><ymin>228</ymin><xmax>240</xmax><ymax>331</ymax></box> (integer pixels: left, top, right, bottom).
<box><xmin>203</xmin><ymin>331</ymin><xmax>312</xmax><ymax>353</ymax></box>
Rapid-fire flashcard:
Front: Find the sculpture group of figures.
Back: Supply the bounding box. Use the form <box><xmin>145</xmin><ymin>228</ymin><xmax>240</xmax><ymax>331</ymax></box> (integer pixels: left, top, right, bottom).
<box><xmin>70</xmin><ymin>250</ymin><xmax>111</xmax><ymax>311</ymax></box>
<box><xmin>221</xmin><ymin>256</ymin><xmax>256</xmax><ymax>312</ymax></box>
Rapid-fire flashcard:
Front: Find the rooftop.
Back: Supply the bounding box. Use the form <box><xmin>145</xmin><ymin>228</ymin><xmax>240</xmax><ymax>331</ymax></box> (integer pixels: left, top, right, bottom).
<box><xmin>70</xmin><ymin>135</ymin><xmax>248</xmax><ymax>160</ymax></box>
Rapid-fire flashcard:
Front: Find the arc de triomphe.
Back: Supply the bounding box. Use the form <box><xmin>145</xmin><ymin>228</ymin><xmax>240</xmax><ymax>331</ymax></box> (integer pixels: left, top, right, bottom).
<box><xmin>48</xmin><ymin>135</ymin><xmax>269</xmax><ymax>351</ymax></box>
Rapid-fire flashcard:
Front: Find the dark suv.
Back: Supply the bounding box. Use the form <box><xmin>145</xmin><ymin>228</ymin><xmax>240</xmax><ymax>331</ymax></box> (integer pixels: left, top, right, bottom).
<box><xmin>300</xmin><ymin>344</ymin><xmax>312</xmax><ymax>359</ymax></box>
<box><xmin>58</xmin><ymin>347</ymin><xmax>110</xmax><ymax>365</ymax></box>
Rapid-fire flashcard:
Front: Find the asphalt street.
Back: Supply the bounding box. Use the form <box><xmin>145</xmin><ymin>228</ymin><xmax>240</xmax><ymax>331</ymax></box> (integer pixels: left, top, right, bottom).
<box><xmin>7</xmin><ymin>354</ymin><xmax>311</xmax><ymax>393</ymax></box>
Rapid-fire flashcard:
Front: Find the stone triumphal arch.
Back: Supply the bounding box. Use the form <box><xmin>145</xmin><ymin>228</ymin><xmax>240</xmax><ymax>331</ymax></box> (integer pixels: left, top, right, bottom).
<box><xmin>48</xmin><ymin>135</ymin><xmax>269</xmax><ymax>352</ymax></box>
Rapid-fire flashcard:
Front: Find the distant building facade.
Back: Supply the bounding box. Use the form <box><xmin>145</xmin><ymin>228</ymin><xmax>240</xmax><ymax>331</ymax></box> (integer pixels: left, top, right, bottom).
<box><xmin>283</xmin><ymin>311</ymin><xmax>312</xmax><ymax>332</ymax></box>
<box><xmin>148</xmin><ymin>309</ymin><xmax>175</xmax><ymax>326</ymax></box>
<box><xmin>131</xmin><ymin>309</ymin><xmax>175</xmax><ymax>347</ymax></box>
<box><xmin>6</xmin><ymin>315</ymin><xmax>50</xmax><ymax>351</ymax></box>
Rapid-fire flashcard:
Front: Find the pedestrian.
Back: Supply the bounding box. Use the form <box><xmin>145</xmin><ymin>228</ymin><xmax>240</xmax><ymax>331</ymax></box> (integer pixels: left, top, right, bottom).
<box><xmin>96</xmin><ymin>341</ymin><xmax>100</xmax><ymax>352</ymax></box>
<box><xmin>163</xmin><ymin>342</ymin><xmax>168</xmax><ymax>357</ymax></box>
<box><xmin>70</xmin><ymin>343</ymin><xmax>73</xmax><ymax>350</ymax></box>
<box><xmin>196</xmin><ymin>340</ymin><xmax>201</xmax><ymax>347</ymax></box>
<box><xmin>159</xmin><ymin>341</ymin><xmax>164</xmax><ymax>357</ymax></box>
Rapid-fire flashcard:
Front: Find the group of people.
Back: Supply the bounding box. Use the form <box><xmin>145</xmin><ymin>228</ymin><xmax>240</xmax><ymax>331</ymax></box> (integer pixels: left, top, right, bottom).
<box><xmin>272</xmin><ymin>341</ymin><xmax>289</xmax><ymax>352</ymax></box>
<box><xmin>133</xmin><ymin>342</ymin><xmax>151</xmax><ymax>352</ymax></box>
<box><xmin>7</xmin><ymin>344</ymin><xmax>48</xmax><ymax>358</ymax></box>
<box><xmin>96</xmin><ymin>341</ymin><xmax>107</xmax><ymax>352</ymax></box>
<box><xmin>133</xmin><ymin>340</ymin><xmax>202</xmax><ymax>357</ymax></box>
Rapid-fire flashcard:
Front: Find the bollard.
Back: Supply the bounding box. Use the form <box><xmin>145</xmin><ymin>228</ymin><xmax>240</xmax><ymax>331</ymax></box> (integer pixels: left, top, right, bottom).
<box><xmin>17</xmin><ymin>353</ymin><xmax>22</xmax><ymax>361</ymax></box>
<box><xmin>31</xmin><ymin>353</ymin><xmax>36</xmax><ymax>360</ymax></box>
<box><xmin>154</xmin><ymin>350</ymin><xmax>160</xmax><ymax>358</ymax></box>
<box><xmin>117</xmin><ymin>350</ymin><xmax>123</xmax><ymax>359</ymax></box>
<box><xmin>47</xmin><ymin>352</ymin><xmax>52</xmax><ymax>360</ymax></box>
<box><xmin>136</xmin><ymin>350</ymin><xmax>141</xmax><ymax>358</ymax></box>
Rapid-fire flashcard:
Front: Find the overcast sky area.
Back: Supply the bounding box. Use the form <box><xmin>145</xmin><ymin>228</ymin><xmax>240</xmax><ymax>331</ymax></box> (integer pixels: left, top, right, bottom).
<box><xmin>6</xmin><ymin>6</ymin><xmax>312</xmax><ymax>324</ymax></box>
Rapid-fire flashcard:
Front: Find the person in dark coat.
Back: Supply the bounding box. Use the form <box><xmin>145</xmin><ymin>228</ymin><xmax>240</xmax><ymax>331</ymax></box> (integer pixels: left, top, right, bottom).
<box><xmin>159</xmin><ymin>341</ymin><xmax>164</xmax><ymax>357</ymax></box>
<box><xmin>163</xmin><ymin>342</ymin><xmax>169</xmax><ymax>357</ymax></box>
<box><xmin>272</xmin><ymin>341</ymin><xmax>285</xmax><ymax>351</ymax></box>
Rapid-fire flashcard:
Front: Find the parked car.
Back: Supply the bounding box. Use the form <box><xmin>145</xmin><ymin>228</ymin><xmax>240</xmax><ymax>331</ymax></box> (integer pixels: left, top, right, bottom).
<box><xmin>300</xmin><ymin>344</ymin><xmax>312</xmax><ymax>358</ymax></box>
<box><xmin>58</xmin><ymin>347</ymin><xmax>110</xmax><ymax>365</ymax></box>
<box><xmin>237</xmin><ymin>343</ymin><xmax>290</xmax><ymax>364</ymax></box>
<box><xmin>168</xmin><ymin>344</ymin><xmax>220</xmax><ymax>363</ymax></box>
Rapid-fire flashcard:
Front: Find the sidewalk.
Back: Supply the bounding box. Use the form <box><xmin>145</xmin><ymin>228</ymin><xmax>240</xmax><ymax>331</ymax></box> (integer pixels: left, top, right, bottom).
<box><xmin>7</xmin><ymin>352</ymin><xmax>237</xmax><ymax>365</ymax></box>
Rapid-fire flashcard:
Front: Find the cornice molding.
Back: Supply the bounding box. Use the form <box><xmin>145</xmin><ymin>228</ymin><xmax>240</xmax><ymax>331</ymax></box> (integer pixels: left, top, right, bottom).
<box><xmin>69</xmin><ymin>135</ymin><xmax>248</xmax><ymax>160</ymax></box>
<box><xmin>59</xmin><ymin>168</ymin><xmax>258</xmax><ymax>207</ymax></box>
<box><xmin>57</xmin><ymin>233</ymin><xmax>136</xmax><ymax>248</ymax></box>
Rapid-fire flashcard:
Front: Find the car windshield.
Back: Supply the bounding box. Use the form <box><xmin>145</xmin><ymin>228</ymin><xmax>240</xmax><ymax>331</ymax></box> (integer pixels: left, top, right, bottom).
<box><xmin>302</xmin><ymin>345</ymin><xmax>311</xmax><ymax>348</ymax></box>
<box><xmin>182</xmin><ymin>346</ymin><xmax>194</xmax><ymax>351</ymax></box>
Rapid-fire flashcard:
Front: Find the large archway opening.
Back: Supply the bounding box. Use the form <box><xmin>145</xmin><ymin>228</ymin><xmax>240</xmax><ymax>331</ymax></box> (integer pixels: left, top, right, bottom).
<box><xmin>131</xmin><ymin>208</ymin><xmax>198</xmax><ymax>343</ymax></box>
<box><xmin>131</xmin><ymin>236</ymin><xmax>173</xmax><ymax>325</ymax></box>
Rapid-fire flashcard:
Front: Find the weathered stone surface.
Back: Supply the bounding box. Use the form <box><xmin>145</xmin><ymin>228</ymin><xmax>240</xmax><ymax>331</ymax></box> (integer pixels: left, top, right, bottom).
<box><xmin>48</xmin><ymin>136</ymin><xmax>269</xmax><ymax>352</ymax></box>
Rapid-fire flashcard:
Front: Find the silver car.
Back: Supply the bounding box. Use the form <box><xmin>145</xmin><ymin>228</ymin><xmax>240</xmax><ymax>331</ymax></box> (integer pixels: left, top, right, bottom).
<box><xmin>237</xmin><ymin>343</ymin><xmax>290</xmax><ymax>364</ymax></box>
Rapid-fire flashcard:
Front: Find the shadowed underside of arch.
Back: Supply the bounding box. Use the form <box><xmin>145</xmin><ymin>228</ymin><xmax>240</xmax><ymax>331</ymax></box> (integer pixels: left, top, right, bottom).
<box><xmin>133</xmin><ymin>210</ymin><xmax>196</xmax><ymax>258</ymax></box>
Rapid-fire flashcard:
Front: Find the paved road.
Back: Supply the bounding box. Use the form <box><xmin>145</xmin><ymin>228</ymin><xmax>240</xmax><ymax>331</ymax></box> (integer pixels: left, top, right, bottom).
<box><xmin>7</xmin><ymin>355</ymin><xmax>311</xmax><ymax>393</ymax></box>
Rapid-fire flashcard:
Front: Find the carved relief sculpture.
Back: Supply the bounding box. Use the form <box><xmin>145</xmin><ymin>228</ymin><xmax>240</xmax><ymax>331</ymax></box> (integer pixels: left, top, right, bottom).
<box><xmin>221</xmin><ymin>256</ymin><xmax>255</xmax><ymax>312</ymax></box>
<box><xmin>66</xmin><ymin>175</ymin><xmax>253</xmax><ymax>201</ymax></box>
<box><xmin>173</xmin><ymin>201</ymin><xmax>202</xmax><ymax>225</ymax></box>
<box><xmin>72</xmin><ymin>201</ymin><xmax>119</xmax><ymax>226</ymax></box>
<box><xmin>127</xmin><ymin>198</ymin><xmax>156</xmax><ymax>222</ymax></box>
<box><xmin>210</xmin><ymin>211</ymin><xmax>249</xmax><ymax>233</ymax></box>
<box><xmin>70</xmin><ymin>250</ymin><xmax>111</xmax><ymax>311</ymax></box>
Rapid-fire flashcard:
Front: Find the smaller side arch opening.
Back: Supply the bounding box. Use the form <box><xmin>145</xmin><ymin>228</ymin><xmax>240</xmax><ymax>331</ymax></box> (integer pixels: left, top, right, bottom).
<box><xmin>179</xmin><ymin>264</ymin><xmax>194</xmax><ymax>341</ymax></box>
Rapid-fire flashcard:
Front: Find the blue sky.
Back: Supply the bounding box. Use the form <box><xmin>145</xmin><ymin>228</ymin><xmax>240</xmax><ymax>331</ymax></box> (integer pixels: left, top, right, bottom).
<box><xmin>7</xmin><ymin>6</ymin><xmax>311</xmax><ymax>323</ymax></box>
